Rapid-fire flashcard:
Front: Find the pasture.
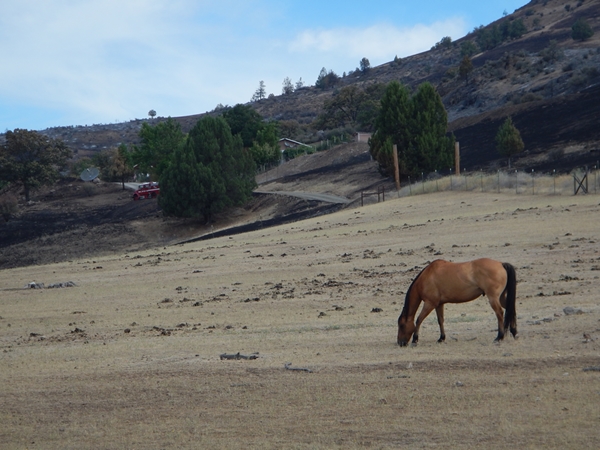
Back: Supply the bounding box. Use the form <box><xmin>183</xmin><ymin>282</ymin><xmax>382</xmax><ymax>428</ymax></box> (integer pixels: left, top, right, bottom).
<box><xmin>1</xmin><ymin>191</ymin><xmax>600</xmax><ymax>449</ymax></box>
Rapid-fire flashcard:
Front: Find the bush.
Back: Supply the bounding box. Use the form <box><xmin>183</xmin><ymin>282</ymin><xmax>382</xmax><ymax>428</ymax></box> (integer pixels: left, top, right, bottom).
<box><xmin>572</xmin><ymin>19</ymin><xmax>594</xmax><ymax>41</ymax></box>
<box><xmin>519</xmin><ymin>92</ymin><xmax>543</xmax><ymax>103</ymax></box>
<box><xmin>283</xmin><ymin>146</ymin><xmax>314</xmax><ymax>160</ymax></box>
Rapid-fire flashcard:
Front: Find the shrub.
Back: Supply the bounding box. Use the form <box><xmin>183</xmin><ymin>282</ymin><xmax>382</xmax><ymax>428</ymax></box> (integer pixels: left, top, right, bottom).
<box><xmin>519</xmin><ymin>92</ymin><xmax>543</xmax><ymax>103</ymax></box>
<box><xmin>572</xmin><ymin>19</ymin><xmax>594</xmax><ymax>41</ymax></box>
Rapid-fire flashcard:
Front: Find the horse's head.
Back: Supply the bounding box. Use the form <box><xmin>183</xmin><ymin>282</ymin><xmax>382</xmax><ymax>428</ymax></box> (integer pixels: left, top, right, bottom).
<box><xmin>397</xmin><ymin>313</ymin><xmax>415</xmax><ymax>347</ymax></box>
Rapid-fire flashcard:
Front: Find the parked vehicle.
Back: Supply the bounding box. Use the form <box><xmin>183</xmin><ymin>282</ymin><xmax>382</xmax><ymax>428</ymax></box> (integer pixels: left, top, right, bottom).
<box><xmin>132</xmin><ymin>182</ymin><xmax>159</xmax><ymax>200</ymax></box>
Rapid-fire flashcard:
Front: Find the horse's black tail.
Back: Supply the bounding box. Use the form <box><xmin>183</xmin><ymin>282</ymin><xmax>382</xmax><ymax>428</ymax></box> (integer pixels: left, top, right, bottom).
<box><xmin>502</xmin><ymin>262</ymin><xmax>517</xmax><ymax>337</ymax></box>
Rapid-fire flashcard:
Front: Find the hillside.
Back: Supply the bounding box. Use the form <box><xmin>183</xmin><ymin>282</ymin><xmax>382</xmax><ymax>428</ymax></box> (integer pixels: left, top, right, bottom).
<box><xmin>28</xmin><ymin>0</ymin><xmax>600</xmax><ymax>172</ymax></box>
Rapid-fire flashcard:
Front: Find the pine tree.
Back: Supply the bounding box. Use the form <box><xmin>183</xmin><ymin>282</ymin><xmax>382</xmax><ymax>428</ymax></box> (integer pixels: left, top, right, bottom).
<box><xmin>496</xmin><ymin>117</ymin><xmax>524</xmax><ymax>168</ymax></box>
<box><xmin>408</xmin><ymin>83</ymin><xmax>454</xmax><ymax>175</ymax></box>
<box><xmin>159</xmin><ymin>142</ymin><xmax>204</xmax><ymax>218</ymax></box>
<box><xmin>159</xmin><ymin>116</ymin><xmax>256</xmax><ymax>222</ymax></box>
<box><xmin>369</xmin><ymin>81</ymin><xmax>453</xmax><ymax>177</ymax></box>
<box><xmin>251</xmin><ymin>81</ymin><xmax>266</xmax><ymax>101</ymax></box>
<box><xmin>369</xmin><ymin>81</ymin><xmax>411</xmax><ymax>175</ymax></box>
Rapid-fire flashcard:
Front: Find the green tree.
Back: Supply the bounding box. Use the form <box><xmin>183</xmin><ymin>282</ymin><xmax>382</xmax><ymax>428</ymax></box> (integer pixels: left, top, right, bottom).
<box><xmin>159</xmin><ymin>116</ymin><xmax>256</xmax><ymax>222</ymax></box>
<box><xmin>250</xmin><ymin>122</ymin><xmax>280</xmax><ymax>167</ymax></box>
<box><xmin>460</xmin><ymin>40</ymin><xmax>478</xmax><ymax>57</ymax></box>
<box><xmin>407</xmin><ymin>83</ymin><xmax>454</xmax><ymax>175</ymax></box>
<box><xmin>222</xmin><ymin>104</ymin><xmax>263</xmax><ymax>148</ymax></box>
<box><xmin>132</xmin><ymin>117</ymin><xmax>185</xmax><ymax>180</ymax></box>
<box><xmin>159</xmin><ymin>143</ymin><xmax>204</xmax><ymax>218</ymax></box>
<box><xmin>92</xmin><ymin>148</ymin><xmax>114</xmax><ymax>181</ymax></box>
<box><xmin>316</xmin><ymin>67</ymin><xmax>340</xmax><ymax>90</ymax></box>
<box><xmin>369</xmin><ymin>82</ymin><xmax>453</xmax><ymax>177</ymax></box>
<box><xmin>459</xmin><ymin>55</ymin><xmax>474</xmax><ymax>84</ymax></box>
<box><xmin>571</xmin><ymin>19</ymin><xmax>594</xmax><ymax>41</ymax></box>
<box><xmin>504</xmin><ymin>18</ymin><xmax>527</xmax><ymax>39</ymax></box>
<box><xmin>0</xmin><ymin>129</ymin><xmax>72</xmax><ymax>201</ymax></box>
<box><xmin>496</xmin><ymin>117</ymin><xmax>524</xmax><ymax>168</ymax></box>
<box><xmin>432</xmin><ymin>36</ymin><xmax>452</xmax><ymax>50</ymax></box>
<box><xmin>369</xmin><ymin>81</ymin><xmax>411</xmax><ymax>175</ymax></box>
<box><xmin>251</xmin><ymin>81</ymin><xmax>266</xmax><ymax>101</ymax></box>
<box><xmin>359</xmin><ymin>57</ymin><xmax>371</xmax><ymax>73</ymax></box>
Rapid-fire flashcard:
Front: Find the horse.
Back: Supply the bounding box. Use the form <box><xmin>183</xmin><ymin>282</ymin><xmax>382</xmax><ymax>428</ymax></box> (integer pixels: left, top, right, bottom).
<box><xmin>397</xmin><ymin>258</ymin><xmax>517</xmax><ymax>346</ymax></box>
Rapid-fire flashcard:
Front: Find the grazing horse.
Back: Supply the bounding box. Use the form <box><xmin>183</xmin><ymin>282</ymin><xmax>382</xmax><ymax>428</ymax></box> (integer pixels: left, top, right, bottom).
<box><xmin>397</xmin><ymin>258</ymin><xmax>517</xmax><ymax>346</ymax></box>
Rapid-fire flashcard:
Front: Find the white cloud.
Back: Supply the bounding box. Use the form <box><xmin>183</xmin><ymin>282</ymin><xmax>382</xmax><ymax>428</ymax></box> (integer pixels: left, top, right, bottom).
<box><xmin>0</xmin><ymin>1</ymin><xmax>471</xmax><ymax>129</ymax></box>
<box><xmin>289</xmin><ymin>18</ymin><xmax>467</xmax><ymax>63</ymax></box>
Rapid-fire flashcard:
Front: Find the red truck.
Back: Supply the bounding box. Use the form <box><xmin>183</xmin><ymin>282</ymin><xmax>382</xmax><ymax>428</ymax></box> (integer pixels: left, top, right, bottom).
<box><xmin>132</xmin><ymin>182</ymin><xmax>160</xmax><ymax>200</ymax></box>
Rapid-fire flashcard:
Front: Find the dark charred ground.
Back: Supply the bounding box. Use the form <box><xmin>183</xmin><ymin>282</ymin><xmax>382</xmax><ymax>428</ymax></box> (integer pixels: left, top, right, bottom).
<box><xmin>451</xmin><ymin>83</ymin><xmax>600</xmax><ymax>172</ymax></box>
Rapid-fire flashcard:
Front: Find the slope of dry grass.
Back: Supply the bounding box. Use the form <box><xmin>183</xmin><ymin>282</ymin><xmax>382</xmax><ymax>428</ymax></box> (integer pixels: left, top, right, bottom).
<box><xmin>2</xmin><ymin>191</ymin><xmax>600</xmax><ymax>449</ymax></box>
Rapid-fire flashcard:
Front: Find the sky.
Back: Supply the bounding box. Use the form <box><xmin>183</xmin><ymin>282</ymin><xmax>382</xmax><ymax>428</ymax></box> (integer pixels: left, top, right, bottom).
<box><xmin>0</xmin><ymin>0</ymin><xmax>529</xmax><ymax>131</ymax></box>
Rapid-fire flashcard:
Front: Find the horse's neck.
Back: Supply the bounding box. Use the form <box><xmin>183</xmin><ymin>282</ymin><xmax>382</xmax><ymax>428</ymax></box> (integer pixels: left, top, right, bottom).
<box><xmin>401</xmin><ymin>289</ymin><xmax>421</xmax><ymax>319</ymax></box>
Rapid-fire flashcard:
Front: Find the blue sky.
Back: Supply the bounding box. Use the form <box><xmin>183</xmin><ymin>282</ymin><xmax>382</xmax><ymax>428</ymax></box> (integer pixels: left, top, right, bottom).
<box><xmin>0</xmin><ymin>0</ymin><xmax>529</xmax><ymax>131</ymax></box>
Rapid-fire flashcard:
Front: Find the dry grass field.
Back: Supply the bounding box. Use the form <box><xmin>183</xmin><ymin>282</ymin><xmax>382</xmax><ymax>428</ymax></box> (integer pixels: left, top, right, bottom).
<box><xmin>2</xmin><ymin>191</ymin><xmax>600</xmax><ymax>449</ymax></box>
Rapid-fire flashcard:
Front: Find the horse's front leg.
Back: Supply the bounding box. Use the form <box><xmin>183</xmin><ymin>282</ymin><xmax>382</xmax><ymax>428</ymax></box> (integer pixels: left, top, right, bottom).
<box><xmin>412</xmin><ymin>301</ymin><xmax>436</xmax><ymax>345</ymax></box>
<box><xmin>435</xmin><ymin>304</ymin><xmax>446</xmax><ymax>343</ymax></box>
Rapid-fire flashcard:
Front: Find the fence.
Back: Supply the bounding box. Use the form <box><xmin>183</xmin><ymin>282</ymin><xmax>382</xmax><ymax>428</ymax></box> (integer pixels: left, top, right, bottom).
<box><xmin>361</xmin><ymin>186</ymin><xmax>385</xmax><ymax>206</ymax></box>
<box><xmin>399</xmin><ymin>167</ymin><xmax>600</xmax><ymax>198</ymax></box>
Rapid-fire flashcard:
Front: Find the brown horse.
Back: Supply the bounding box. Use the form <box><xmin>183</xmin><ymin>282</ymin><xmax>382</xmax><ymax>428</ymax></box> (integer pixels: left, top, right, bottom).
<box><xmin>397</xmin><ymin>258</ymin><xmax>517</xmax><ymax>346</ymax></box>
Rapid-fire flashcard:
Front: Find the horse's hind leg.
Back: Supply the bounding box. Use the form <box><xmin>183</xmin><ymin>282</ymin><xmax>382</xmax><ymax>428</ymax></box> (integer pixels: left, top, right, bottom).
<box><xmin>435</xmin><ymin>304</ymin><xmax>446</xmax><ymax>343</ymax></box>
<box><xmin>488</xmin><ymin>295</ymin><xmax>505</xmax><ymax>342</ymax></box>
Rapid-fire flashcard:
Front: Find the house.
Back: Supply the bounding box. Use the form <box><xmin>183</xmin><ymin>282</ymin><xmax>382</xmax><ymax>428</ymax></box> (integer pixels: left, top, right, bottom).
<box><xmin>355</xmin><ymin>132</ymin><xmax>372</xmax><ymax>143</ymax></box>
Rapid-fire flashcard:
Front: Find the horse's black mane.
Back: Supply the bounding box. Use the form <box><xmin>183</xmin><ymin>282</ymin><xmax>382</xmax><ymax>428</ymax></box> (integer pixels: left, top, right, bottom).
<box><xmin>399</xmin><ymin>266</ymin><xmax>427</xmax><ymax>318</ymax></box>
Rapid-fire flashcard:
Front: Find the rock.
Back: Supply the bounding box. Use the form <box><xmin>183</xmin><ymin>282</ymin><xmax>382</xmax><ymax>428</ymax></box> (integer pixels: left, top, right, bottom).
<box><xmin>563</xmin><ymin>306</ymin><xmax>583</xmax><ymax>315</ymax></box>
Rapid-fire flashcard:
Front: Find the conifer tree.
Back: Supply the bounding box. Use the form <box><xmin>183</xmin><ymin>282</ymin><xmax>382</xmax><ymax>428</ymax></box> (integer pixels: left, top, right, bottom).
<box><xmin>496</xmin><ymin>117</ymin><xmax>524</xmax><ymax>169</ymax></box>
<box><xmin>408</xmin><ymin>83</ymin><xmax>454</xmax><ymax>175</ymax></box>
<box><xmin>159</xmin><ymin>116</ymin><xmax>256</xmax><ymax>222</ymax></box>
<box><xmin>159</xmin><ymin>142</ymin><xmax>203</xmax><ymax>218</ymax></box>
<box><xmin>369</xmin><ymin>81</ymin><xmax>453</xmax><ymax>177</ymax></box>
<box><xmin>369</xmin><ymin>81</ymin><xmax>411</xmax><ymax>174</ymax></box>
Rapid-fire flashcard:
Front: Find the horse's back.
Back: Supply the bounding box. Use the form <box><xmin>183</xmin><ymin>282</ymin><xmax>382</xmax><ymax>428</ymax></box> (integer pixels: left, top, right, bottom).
<box><xmin>419</xmin><ymin>258</ymin><xmax>507</xmax><ymax>302</ymax></box>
